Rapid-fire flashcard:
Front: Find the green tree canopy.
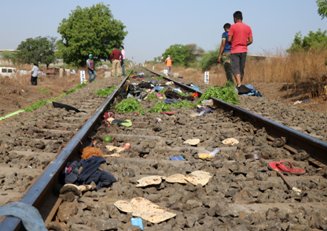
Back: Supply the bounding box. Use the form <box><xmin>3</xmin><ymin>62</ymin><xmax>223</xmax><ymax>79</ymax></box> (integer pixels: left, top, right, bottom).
<box><xmin>16</xmin><ymin>36</ymin><xmax>56</xmax><ymax>66</ymax></box>
<box><xmin>162</xmin><ymin>44</ymin><xmax>203</xmax><ymax>67</ymax></box>
<box><xmin>57</xmin><ymin>3</ymin><xmax>127</xmax><ymax>66</ymax></box>
<box><xmin>317</xmin><ymin>0</ymin><xmax>327</xmax><ymax>18</ymax></box>
<box><xmin>199</xmin><ymin>50</ymin><xmax>218</xmax><ymax>72</ymax></box>
<box><xmin>288</xmin><ymin>30</ymin><xmax>327</xmax><ymax>52</ymax></box>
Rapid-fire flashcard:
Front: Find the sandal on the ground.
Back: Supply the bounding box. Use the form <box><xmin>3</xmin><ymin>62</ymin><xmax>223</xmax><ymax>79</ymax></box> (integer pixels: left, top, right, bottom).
<box><xmin>268</xmin><ymin>160</ymin><xmax>305</xmax><ymax>175</ymax></box>
<box><xmin>160</xmin><ymin>111</ymin><xmax>176</xmax><ymax>115</ymax></box>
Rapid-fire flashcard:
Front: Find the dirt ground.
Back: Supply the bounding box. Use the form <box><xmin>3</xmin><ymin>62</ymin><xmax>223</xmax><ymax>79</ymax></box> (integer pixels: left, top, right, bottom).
<box><xmin>0</xmin><ymin>68</ymin><xmax>326</xmax><ymax>118</ymax></box>
<box><xmin>0</xmin><ymin>73</ymin><xmax>81</xmax><ymax>117</ymax></box>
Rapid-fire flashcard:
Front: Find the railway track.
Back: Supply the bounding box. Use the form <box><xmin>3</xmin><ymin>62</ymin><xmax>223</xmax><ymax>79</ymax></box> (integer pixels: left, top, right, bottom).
<box><xmin>0</xmin><ymin>68</ymin><xmax>327</xmax><ymax>230</ymax></box>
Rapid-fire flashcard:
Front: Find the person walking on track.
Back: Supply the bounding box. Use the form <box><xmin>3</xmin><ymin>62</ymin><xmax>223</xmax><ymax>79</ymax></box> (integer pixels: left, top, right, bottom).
<box><xmin>228</xmin><ymin>11</ymin><xmax>253</xmax><ymax>88</ymax></box>
<box><xmin>165</xmin><ymin>55</ymin><xmax>173</xmax><ymax>76</ymax></box>
<box><xmin>110</xmin><ymin>46</ymin><xmax>122</xmax><ymax>78</ymax></box>
<box><xmin>86</xmin><ymin>54</ymin><xmax>96</xmax><ymax>83</ymax></box>
<box><xmin>218</xmin><ymin>23</ymin><xmax>233</xmax><ymax>83</ymax></box>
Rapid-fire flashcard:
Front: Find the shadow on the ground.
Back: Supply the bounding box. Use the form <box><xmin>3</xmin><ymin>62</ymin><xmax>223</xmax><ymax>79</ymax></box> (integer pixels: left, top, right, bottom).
<box><xmin>280</xmin><ymin>75</ymin><xmax>327</xmax><ymax>100</ymax></box>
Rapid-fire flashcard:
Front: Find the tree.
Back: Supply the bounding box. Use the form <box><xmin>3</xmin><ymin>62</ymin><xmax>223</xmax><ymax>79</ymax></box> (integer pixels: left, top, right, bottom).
<box><xmin>317</xmin><ymin>0</ymin><xmax>327</xmax><ymax>18</ymax></box>
<box><xmin>199</xmin><ymin>50</ymin><xmax>218</xmax><ymax>72</ymax></box>
<box><xmin>57</xmin><ymin>3</ymin><xmax>127</xmax><ymax>66</ymax></box>
<box><xmin>16</xmin><ymin>36</ymin><xmax>56</xmax><ymax>66</ymax></box>
<box><xmin>162</xmin><ymin>44</ymin><xmax>203</xmax><ymax>67</ymax></box>
<box><xmin>288</xmin><ymin>30</ymin><xmax>327</xmax><ymax>52</ymax></box>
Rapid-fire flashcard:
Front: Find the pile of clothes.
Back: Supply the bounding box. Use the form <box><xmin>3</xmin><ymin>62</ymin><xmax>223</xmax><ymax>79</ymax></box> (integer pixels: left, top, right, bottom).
<box><xmin>63</xmin><ymin>147</ymin><xmax>116</xmax><ymax>190</ymax></box>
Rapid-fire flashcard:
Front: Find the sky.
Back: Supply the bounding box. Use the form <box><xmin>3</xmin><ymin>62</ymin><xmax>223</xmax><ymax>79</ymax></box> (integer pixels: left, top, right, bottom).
<box><xmin>0</xmin><ymin>0</ymin><xmax>326</xmax><ymax>63</ymax></box>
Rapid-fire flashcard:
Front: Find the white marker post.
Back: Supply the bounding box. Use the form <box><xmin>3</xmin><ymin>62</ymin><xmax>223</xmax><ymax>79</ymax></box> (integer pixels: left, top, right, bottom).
<box><xmin>80</xmin><ymin>70</ymin><xmax>86</xmax><ymax>84</ymax></box>
<box><xmin>204</xmin><ymin>71</ymin><xmax>209</xmax><ymax>84</ymax></box>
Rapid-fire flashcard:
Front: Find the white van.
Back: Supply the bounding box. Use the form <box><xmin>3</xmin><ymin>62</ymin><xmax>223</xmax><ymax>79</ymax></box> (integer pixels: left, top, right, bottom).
<box><xmin>0</xmin><ymin>67</ymin><xmax>16</xmax><ymax>77</ymax></box>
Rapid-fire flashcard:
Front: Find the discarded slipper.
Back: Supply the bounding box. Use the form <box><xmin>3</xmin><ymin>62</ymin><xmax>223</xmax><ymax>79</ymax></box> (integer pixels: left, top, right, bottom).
<box><xmin>268</xmin><ymin>160</ymin><xmax>305</xmax><ymax>175</ymax></box>
<box><xmin>160</xmin><ymin>111</ymin><xmax>176</xmax><ymax>115</ymax></box>
<box><xmin>276</xmin><ymin>161</ymin><xmax>305</xmax><ymax>175</ymax></box>
<box><xmin>268</xmin><ymin>161</ymin><xmax>281</xmax><ymax>172</ymax></box>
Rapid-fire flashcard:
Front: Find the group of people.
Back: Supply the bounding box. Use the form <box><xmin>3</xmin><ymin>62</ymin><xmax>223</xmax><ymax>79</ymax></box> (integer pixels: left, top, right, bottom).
<box><xmin>29</xmin><ymin>45</ymin><xmax>127</xmax><ymax>86</ymax></box>
<box><xmin>31</xmin><ymin>11</ymin><xmax>251</xmax><ymax>87</ymax></box>
<box><xmin>86</xmin><ymin>45</ymin><xmax>126</xmax><ymax>83</ymax></box>
<box><xmin>218</xmin><ymin>11</ymin><xmax>253</xmax><ymax>88</ymax></box>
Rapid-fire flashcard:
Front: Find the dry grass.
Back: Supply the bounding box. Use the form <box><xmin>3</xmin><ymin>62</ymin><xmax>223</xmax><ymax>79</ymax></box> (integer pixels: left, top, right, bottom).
<box><xmin>149</xmin><ymin>51</ymin><xmax>327</xmax><ymax>86</ymax></box>
<box><xmin>246</xmin><ymin>50</ymin><xmax>327</xmax><ymax>83</ymax></box>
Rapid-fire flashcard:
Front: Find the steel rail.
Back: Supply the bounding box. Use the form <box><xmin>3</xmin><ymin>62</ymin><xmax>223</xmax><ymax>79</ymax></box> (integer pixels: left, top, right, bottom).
<box><xmin>146</xmin><ymin>68</ymin><xmax>327</xmax><ymax>164</ymax></box>
<box><xmin>0</xmin><ymin>76</ymin><xmax>129</xmax><ymax>231</ymax></box>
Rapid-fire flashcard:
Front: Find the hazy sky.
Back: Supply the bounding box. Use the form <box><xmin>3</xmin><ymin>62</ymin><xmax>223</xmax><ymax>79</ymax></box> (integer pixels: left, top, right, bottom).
<box><xmin>0</xmin><ymin>1</ymin><xmax>325</xmax><ymax>63</ymax></box>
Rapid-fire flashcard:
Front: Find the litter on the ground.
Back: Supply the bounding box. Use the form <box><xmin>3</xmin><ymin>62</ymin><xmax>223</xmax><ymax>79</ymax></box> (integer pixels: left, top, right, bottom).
<box><xmin>164</xmin><ymin>173</ymin><xmax>189</xmax><ymax>184</ymax></box>
<box><xmin>0</xmin><ymin>202</ymin><xmax>47</xmax><ymax>231</ymax></box>
<box><xmin>184</xmin><ymin>170</ymin><xmax>213</xmax><ymax>186</ymax></box>
<box><xmin>169</xmin><ymin>155</ymin><xmax>186</xmax><ymax>161</ymax></box>
<box><xmin>81</xmin><ymin>146</ymin><xmax>104</xmax><ymax>160</ymax></box>
<box><xmin>114</xmin><ymin>197</ymin><xmax>176</xmax><ymax>224</ymax></box>
<box><xmin>106</xmin><ymin>144</ymin><xmax>128</xmax><ymax>153</ymax></box>
<box><xmin>131</xmin><ymin>217</ymin><xmax>144</xmax><ymax>230</ymax></box>
<box><xmin>52</xmin><ymin>101</ymin><xmax>85</xmax><ymax>113</ymax></box>
<box><xmin>63</xmin><ymin>156</ymin><xmax>117</xmax><ymax>189</ymax></box>
<box><xmin>268</xmin><ymin>160</ymin><xmax>306</xmax><ymax>175</ymax></box>
<box><xmin>201</xmin><ymin>99</ymin><xmax>214</xmax><ymax>107</ymax></box>
<box><xmin>197</xmin><ymin>148</ymin><xmax>220</xmax><ymax>160</ymax></box>
<box><xmin>138</xmin><ymin>170</ymin><xmax>212</xmax><ymax>187</ymax></box>
<box><xmin>183</xmin><ymin>138</ymin><xmax>200</xmax><ymax>146</ymax></box>
<box><xmin>136</xmin><ymin>175</ymin><xmax>162</xmax><ymax>187</ymax></box>
<box><xmin>222</xmin><ymin>138</ymin><xmax>239</xmax><ymax>145</ymax></box>
<box><xmin>60</xmin><ymin>182</ymin><xmax>96</xmax><ymax>196</ymax></box>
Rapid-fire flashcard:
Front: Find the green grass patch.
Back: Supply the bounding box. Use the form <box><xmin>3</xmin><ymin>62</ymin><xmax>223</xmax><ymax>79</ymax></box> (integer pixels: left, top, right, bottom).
<box><xmin>115</xmin><ymin>98</ymin><xmax>143</xmax><ymax>114</ymax></box>
<box><xmin>171</xmin><ymin>100</ymin><xmax>196</xmax><ymax>109</ymax></box>
<box><xmin>38</xmin><ymin>87</ymin><xmax>50</xmax><ymax>95</ymax></box>
<box><xmin>96</xmin><ymin>86</ymin><xmax>116</xmax><ymax>97</ymax></box>
<box><xmin>149</xmin><ymin>101</ymin><xmax>171</xmax><ymax>113</ymax></box>
<box><xmin>145</xmin><ymin>92</ymin><xmax>159</xmax><ymax>101</ymax></box>
<box><xmin>24</xmin><ymin>99</ymin><xmax>49</xmax><ymax>112</ymax></box>
<box><xmin>65</xmin><ymin>83</ymin><xmax>86</xmax><ymax>95</ymax></box>
<box><xmin>24</xmin><ymin>83</ymin><xmax>87</xmax><ymax>112</ymax></box>
<box><xmin>200</xmin><ymin>84</ymin><xmax>239</xmax><ymax>105</ymax></box>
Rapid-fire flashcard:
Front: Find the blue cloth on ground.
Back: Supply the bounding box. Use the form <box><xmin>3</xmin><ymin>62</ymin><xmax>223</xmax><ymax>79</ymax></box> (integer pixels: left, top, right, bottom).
<box><xmin>153</xmin><ymin>86</ymin><xmax>164</xmax><ymax>92</ymax></box>
<box><xmin>169</xmin><ymin>155</ymin><xmax>186</xmax><ymax>161</ymax></box>
<box><xmin>244</xmin><ymin>84</ymin><xmax>262</xmax><ymax>97</ymax></box>
<box><xmin>64</xmin><ymin>156</ymin><xmax>117</xmax><ymax>189</ymax></box>
<box><xmin>164</xmin><ymin>98</ymin><xmax>179</xmax><ymax>104</ymax></box>
<box><xmin>237</xmin><ymin>84</ymin><xmax>262</xmax><ymax>97</ymax></box>
<box><xmin>0</xmin><ymin>202</ymin><xmax>47</xmax><ymax>231</ymax></box>
<box><xmin>78</xmin><ymin>156</ymin><xmax>117</xmax><ymax>189</ymax></box>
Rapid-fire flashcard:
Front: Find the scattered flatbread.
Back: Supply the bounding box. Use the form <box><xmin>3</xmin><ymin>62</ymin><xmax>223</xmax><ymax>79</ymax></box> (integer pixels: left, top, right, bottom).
<box><xmin>164</xmin><ymin>174</ymin><xmax>188</xmax><ymax>184</ymax></box>
<box><xmin>105</xmin><ymin>153</ymin><xmax>121</xmax><ymax>157</ymax></box>
<box><xmin>114</xmin><ymin>197</ymin><xmax>176</xmax><ymax>224</ymax></box>
<box><xmin>106</xmin><ymin>145</ymin><xmax>125</xmax><ymax>153</ymax></box>
<box><xmin>136</xmin><ymin>176</ymin><xmax>162</xmax><ymax>187</ymax></box>
<box><xmin>185</xmin><ymin>170</ymin><xmax>212</xmax><ymax>186</ymax></box>
<box><xmin>222</xmin><ymin>138</ymin><xmax>239</xmax><ymax>146</ymax></box>
<box><xmin>183</xmin><ymin>138</ymin><xmax>200</xmax><ymax>146</ymax></box>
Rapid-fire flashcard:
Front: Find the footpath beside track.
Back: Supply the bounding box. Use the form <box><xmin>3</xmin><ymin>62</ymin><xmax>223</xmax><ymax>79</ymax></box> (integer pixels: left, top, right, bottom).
<box><xmin>0</xmin><ymin>69</ymin><xmax>327</xmax><ymax>230</ymax></box>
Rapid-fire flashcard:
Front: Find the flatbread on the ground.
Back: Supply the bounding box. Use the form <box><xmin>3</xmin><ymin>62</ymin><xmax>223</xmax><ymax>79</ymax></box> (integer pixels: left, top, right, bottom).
<box><xmin>164</xmin><ymin>174</ymin><xmax>188</xmax><ymax>184</ymax></box>
<box><xmin>114</xmin><ymin>197</ymin><xmax>176</xmax><ymax>223</ymax></box>
<box><xmin>136</xmin><ymin>175</ymin><xmax>162</xmax><ymax>187</ymax></box>
<box><xmin>185</xmin><ymin>170</ymin><xmax>212</xmax><ymax>186</ymax></box>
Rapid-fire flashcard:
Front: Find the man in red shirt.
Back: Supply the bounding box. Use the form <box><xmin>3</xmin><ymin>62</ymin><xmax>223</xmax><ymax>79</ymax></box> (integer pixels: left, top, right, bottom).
<box><xmin>228</xmin><ymin>11</ymin><xmax>253</xmax><ymax>87</ymax></box>
<box><xmin>110</xmin><ymin>46</ymin><xmax>122</xmax><ymax>77</ymax></box>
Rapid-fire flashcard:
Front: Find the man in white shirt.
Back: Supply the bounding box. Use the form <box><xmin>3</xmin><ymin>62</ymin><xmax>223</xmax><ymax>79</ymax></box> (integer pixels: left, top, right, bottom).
<box><xmin>31</xmin><ymin>63</ymin><xmax>39</xmax><ymax>85</ymax></box>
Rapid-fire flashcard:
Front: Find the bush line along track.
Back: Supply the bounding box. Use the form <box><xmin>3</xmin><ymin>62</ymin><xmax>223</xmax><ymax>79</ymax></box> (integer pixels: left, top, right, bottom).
<box><xmin>0</xmin><ymin>68</ymin><xmax>326</xmax><ymax>230</ymax></box>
